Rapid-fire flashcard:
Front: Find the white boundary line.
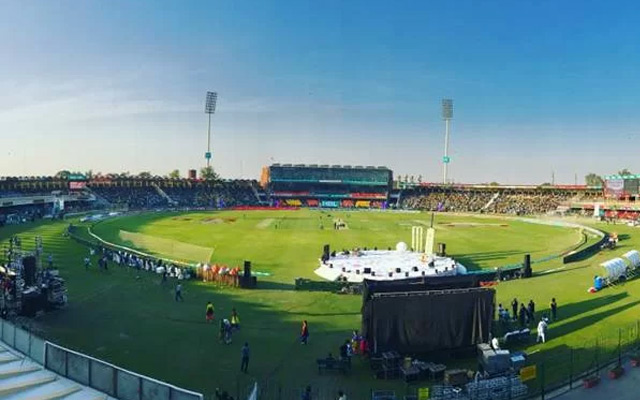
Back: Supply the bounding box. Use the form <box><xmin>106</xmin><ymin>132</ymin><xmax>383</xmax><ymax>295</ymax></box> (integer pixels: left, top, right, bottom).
<box><xmin>87</xmin><ymin>226</ymin><xmax>192</xmax><ymax>267</ymax></box>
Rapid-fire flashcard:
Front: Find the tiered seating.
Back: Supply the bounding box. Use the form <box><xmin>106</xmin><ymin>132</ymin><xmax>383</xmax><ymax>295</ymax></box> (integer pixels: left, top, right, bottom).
<box><xmin>0</xmin><ymin>342</ymin><xmax>112</xmax><ymax>400</ymax></box>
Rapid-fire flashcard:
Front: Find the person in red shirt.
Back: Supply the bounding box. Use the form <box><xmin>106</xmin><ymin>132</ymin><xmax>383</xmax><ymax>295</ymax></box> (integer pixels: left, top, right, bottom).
<box><xmin>300</xmin><ymin>320</ymin><xmax>309</xmax><ymax>345</ymax></box>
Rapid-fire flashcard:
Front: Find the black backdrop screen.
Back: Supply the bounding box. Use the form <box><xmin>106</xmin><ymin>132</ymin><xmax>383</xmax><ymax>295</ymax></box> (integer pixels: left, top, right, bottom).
<box><xmin>362</xmin><ymin>288</ymin><xmax>494</xmax><ymax>354</ymax></box>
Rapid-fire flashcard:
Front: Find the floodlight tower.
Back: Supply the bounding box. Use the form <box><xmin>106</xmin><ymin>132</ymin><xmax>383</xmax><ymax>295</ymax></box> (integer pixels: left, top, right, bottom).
<box><xmin>441</xmin><ymin>99</ymin><xmax>453</xmax><ymax>184</ymax></box>
<box><xmin>204</xmin><ymin>91</ymin><xmax>218</xmax><ymax>168</ymax></box>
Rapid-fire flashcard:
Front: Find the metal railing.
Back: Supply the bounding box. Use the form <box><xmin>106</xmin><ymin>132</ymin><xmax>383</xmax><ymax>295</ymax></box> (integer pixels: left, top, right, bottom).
<box><xmin>0</xmin><ymin>318</ymin><xmax>203</xmax><ymax>400</ymax></box>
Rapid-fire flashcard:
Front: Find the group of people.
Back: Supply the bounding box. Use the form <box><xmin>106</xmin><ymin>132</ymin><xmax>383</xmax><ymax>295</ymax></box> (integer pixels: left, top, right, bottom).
<box><xmin>91</xmin><ymin>186</ymin><xmax>167</xmax><ymax>209</ymax></box>
<box><xmin>402</xmin><ymin>189</ymin><xmax>494</xmax><ymax>213</ymax></box>
<box><xmin>0</xmin><ymin>204</ymin><xmax>46</xmax><ymax>227</ymax></box>
<box><xmin>497</xmin><ymin>297</ymin><xmax>558</xmax><ymax>343</ymax></box>
<box><xmin>211</xmin><ymin>304</ymin><xmax>241</xmax><ymax>345</ymax></box>
<box><xmin>85</xmin><ymin>247</ymin><xmax>189</xmax><ymax>280</ymax></box>
<box><xmin>199</xmin><ymin>263</ymin><xmax>242</xmax><ymax>285</ymax></box>
<box><xmin>161</xmin><ymin>181</ymin><xmax>258</xmax><ymax>208</ymax></box>
<box><xmin>401</xmin><ymin>188</ymin><xmax>574</xmax><ymax>215</ymax></box>
<box><xmin>489</xmin><ymin>192</ymin><xmax>572</xmax><ymax>215</ymax></box>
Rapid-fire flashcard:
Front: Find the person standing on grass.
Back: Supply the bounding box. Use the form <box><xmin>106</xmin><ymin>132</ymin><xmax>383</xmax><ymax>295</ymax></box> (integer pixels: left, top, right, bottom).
<box><xmin>337</xmin><ymin>390</ymin><xmax>347</xmax><ymax>400</ymax></box>
<box><xmin>206</xmin><ymin>301</ymin><xmax>215</xmax><ymax>322</ymax></box>
<box><xmin>527</xmin><ymin>300</ymin><xmax>535</xmax><ymax>323</ymax></box>
<box><xmin>550</xmin><ymin>298</ymin><xmax>558</xmax><ymax>321</ymax></box>
<box><xmin>518</xmin><ymin>303</ymin><xmax>526</xmax><ymax>328</ymax></box>
<box><xmin>175</xmin><ymin>283</ymin><xmax>183</xmax><ymax>302</ymax></box>
<box><xmin>230</xmin><ymin>308</ymin><xmax>240</xmax><ymax>330</ymax></box>
<box><xmin>301</xmin><ymin>320</ymin><xmax>309</xmax><ymax>344</ymax></box>
<box><xmin>537</xmin><ymin>318</ymin><xmax>548</xmax><ymax>343</ymax></box>
<box><xmin>511</xmin><ymin>298</ymin><xmax>518</xmax><ymax>321</ymax></box>
<box><xmin>219</xmin><ymin>319</ymin><xmax>226</xmax><ymax>343</ymax></box>
<box><xmin>240</xmin><ymin>342</ymin><xmax>250</xmax><ymax>373</ymax></box>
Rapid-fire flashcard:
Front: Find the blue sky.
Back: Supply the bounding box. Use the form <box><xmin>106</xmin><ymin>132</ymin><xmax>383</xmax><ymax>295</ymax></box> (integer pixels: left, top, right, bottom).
<box><xmin>1</xmin><ymin>0</ymin><xmax>639</xmax><ymax>184</ymax></box>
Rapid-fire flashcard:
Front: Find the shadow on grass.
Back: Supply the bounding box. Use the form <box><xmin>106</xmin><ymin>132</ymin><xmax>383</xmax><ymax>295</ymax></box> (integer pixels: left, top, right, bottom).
<box><xmin>455</xmin><ymin>250</ymin><xmax>526</xmax><ymax>271</ymax></box>
<box><xmin>282</xmin><ymin>310</ymin><xmax>361</xmax><ymax>317</ymax></box>
<box><xmin>548</xmin><ymin>300</ymin><xmax>640</xmax><ymax>340</ymax></box>
<box><xmin>535</xmin><ymin>263</ymin><xmax>591</xmax><ymax>277</ymax></box>
<box><xmin>259</xmin><ymin>281</ymin><xmax>296</xmax><ymax>291</ymax></box>
<box><xmin>495</xmin><ymin>292</ymin><xmax>630</xmax><ymax>337</ymax></box>
<box><xmin>549</xmin><ymin>292</ymin><xmax>630</xmax><ymax>321</ymax></box>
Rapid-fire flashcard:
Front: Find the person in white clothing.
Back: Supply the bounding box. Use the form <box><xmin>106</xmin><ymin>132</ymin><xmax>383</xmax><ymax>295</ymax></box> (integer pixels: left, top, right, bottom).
<box><xmin>491</xmin><ymin>337</ymin><xmax>500</xmax><ymax>351</ymax></box>
<box><xmin>537</xmin><ymin>319</ymin><xmax>548</xmax><ymax>343</ymax></box>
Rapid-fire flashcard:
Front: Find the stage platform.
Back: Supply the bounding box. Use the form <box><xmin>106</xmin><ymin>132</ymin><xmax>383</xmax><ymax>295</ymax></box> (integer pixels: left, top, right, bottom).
<box><xmin>315</xmin><ymin>249</ymin><xmax>467</xmax><ymax>283</ymax></box>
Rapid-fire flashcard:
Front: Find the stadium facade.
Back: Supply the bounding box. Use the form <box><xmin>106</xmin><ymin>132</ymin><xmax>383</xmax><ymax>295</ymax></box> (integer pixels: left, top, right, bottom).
<box><xmin>263</xmin><ymin>164</ymin><xmax>392</xmax><ymax>208</ymax></box>
<box><xmin>6</xmin><ymin>167</ymin><xmax>640</xmax><ymax>224</ymax></box>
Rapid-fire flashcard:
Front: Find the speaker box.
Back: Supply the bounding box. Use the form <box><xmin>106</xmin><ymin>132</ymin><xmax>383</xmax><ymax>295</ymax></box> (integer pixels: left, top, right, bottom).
<box><xmin>395</xmin><ymin>268</ymin><xmax>401</xmax><ymax>273</ymax></box>
<box><xmin>23</xmin><ymin>256</ymin><xmax>37</xmax><ymax>286</ymax></box>
<box><xmin>438</xmin><ymin>243</ymin><xmax>446</xmax><ymax>256</ymax></box>
<box><xmin>412</xmin><ymin>266</ymin><xmax>418</xmax><ymax>272</ymax></box>
<box><xmin>522</xmin><ymin>254</ymin><xmax>532</xmax><ymax>278</ymax></box>
<box><xmin>239</xmin><ymin>276</ymin><xmax>257</xmax><ymax>289</ymax></box>
<box><xmin>364</xmin><ymin>267</ymin><xmax>372</xmax><ymax>274</ymax></box>
<box><xmin>323</xmin><ymin>244</ymin><xmax>330</xmax><ymax>260</ymax></box>
<box><xmin>244</xmin><ymin>261</ymin><xmax>252</xmax><ymax>278</ymax></box>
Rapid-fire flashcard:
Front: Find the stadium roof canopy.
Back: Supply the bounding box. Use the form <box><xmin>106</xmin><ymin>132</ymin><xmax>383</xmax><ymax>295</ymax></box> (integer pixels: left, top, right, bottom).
<box><xmin>603</xmin><ymin>175</ymin><xmax>640</xmax><ymax>180</ymax></box>
<box><xmin>270</xmin><ymin>163</ymin><xmax>390</xmax><ymax>170</ymax></box>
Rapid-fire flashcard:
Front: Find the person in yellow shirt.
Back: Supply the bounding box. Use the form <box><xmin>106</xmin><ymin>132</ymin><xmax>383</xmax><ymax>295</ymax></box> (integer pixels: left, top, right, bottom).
<box><xmin>231</xmin><ymin>307</ymin><xmax>240</xmax><ymax>330</ymax></box>
<box><xmin>206</xmin><ymin>301</ymin><xmax>215</xmax><ymax>323</ymax></box>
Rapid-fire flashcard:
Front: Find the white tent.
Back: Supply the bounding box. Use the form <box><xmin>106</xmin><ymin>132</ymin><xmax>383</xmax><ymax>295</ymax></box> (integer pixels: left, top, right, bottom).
<box><xmin>600</xmin><ymin>258</ymin><xmax>627</xmax><ymax>281</ymax></box>
<box><xmin>622</xmin><ymin>250</ymin><xmax>640</xmax><ymax>268</ymax></box>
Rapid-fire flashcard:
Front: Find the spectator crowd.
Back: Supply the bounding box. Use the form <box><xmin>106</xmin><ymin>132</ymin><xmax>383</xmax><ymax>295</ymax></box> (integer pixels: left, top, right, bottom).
<box><xmin>160</xmin><ymin>181</ymin><xmax>257</xmax><ymax>208</ymax></box>
<box><xmin>402</xmin><ymin>188</ymin><xmax>574</xmax><ymax>215</ymax></box>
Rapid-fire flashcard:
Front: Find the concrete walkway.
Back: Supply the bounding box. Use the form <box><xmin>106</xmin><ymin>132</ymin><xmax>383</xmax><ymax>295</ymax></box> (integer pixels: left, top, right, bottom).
<box><xmin>552</xmin><ymin>361</ymin><xmax>640</xmax><ymax>400</ymax></box>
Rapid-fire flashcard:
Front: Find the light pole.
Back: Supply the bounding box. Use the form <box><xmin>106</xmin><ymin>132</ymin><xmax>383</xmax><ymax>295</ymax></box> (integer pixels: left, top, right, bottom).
<box><xmin>204</xmin><ymin>91</ymin><xmax>218</xmax><ymax>168</ymax></box>
<box><xmin>442</xmin><ymin>99</ymin><xmax>453</xmax><ymax>184</ymax></box>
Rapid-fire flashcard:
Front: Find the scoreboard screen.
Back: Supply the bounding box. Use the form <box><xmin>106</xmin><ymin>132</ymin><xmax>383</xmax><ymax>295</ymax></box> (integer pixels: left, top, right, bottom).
<box><xmin>605</xmin><ymin>179</ymin><xmax>624</xmax><ymax>198</ymax></box>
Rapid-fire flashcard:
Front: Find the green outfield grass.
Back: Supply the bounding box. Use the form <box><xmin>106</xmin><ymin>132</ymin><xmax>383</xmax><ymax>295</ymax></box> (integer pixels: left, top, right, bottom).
<box><xmin>2</xmin><ymin>210</ymin><xmax>640</xmax><ymax>398</ymax></box>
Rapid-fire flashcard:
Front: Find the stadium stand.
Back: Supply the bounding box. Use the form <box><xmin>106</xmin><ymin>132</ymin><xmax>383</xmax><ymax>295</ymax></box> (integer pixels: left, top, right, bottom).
<box><xmin>0</xmin><ymin>340</ymin><xmax>112</xmax><ymax>399</ymax></box>
<box><xmin>0</xmin><ymin>171</ymin><xmax>618</xmax><ymax>225</ymax></box>
<box><xmin>157</xmin><ymin>180</ymin><xmax>259</xmax><ymax>208</ymax></box>
<box><xmin>266</xmin><ymin>164</ymin><xmax>392</xmax><ymax>208</ymax></box>
<box><xmin>400</xmin><ymin>186</ymin><xmax>599</xmax><ymax>215</ymax></box>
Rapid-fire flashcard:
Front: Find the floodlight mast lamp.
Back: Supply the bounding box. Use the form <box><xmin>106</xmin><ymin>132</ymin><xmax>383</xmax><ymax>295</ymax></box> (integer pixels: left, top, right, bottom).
<box><xmin>442</xmin><ymin>99</ymin><xmax>453</xmax><ymax>184</ymax></box>
<box><xmin>204</xmin><ymin>91</ymin><xmax>218</xmax><ymax>168</ymax></box>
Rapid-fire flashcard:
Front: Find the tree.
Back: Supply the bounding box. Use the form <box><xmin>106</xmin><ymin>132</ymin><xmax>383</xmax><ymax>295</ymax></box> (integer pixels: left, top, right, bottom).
<box><xmin>540</xmin><ymin>182</ymin><xmax>552</xmax><ymax>187</ymax></box>
<box><xmin>54</xmin><ymin>170</ymin><xmax>70</xmax><ymax>179</ymax></box>
<box><xmin>200</xmin><ymin>166</ymin><xmax>220</xmax><ymax>181</ymax></box>
<box><xmin>409</xmin><ymin>175</ymin><xmax>415</xmax><ymax>183</ymax></box>
<box><xmin>84</xmin><ymin>170</ymin><xmax>94</xmax><ymax>179</ymax></box>
<box><xmin>168</xmin><ymin>169</ymin><xmax>181</xmax><ymax>179</ymax></box>
<box><xmin>417</xmin><ymin>175</ymin><xmax>423</xmax><ymax>184</ymax></box>
<box><xmin>489</xmin><ymin>182</ymin><xmax>500</xmax><ymax>186</ymax></box>
<box><xmin>585</xmin><ymin>173</ymin><xmax>604</xmax><ymax>187</ymax></box>
<box><xmin>137</xmin><ymin>171</ymin><xmax>152</xmax><ymax>179</ymax></box>
<box><xmin>618</xmin><ymin>169</ymin><xmax>632</xmax><ymax>176</ymax></box>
